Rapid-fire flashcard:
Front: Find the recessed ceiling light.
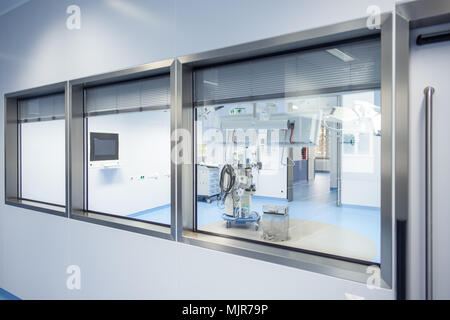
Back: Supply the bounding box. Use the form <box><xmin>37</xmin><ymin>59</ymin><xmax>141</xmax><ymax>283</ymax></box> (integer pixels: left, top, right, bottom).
<box><xmin>326</xmin><ymin>48</ymin><xmax>355</xmax><ymax>62</ymax></box>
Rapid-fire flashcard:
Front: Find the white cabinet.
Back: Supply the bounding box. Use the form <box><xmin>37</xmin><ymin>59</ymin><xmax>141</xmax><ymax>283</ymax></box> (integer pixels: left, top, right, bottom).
<box><xmin>197</xmin><ymin>165</ymin><xmax>220</xmax><ymax>199</ymax></box>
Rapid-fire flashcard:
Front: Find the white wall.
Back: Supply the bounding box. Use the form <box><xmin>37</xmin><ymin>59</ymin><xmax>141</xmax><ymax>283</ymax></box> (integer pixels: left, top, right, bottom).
<box><xmin>0</xmin><ymin>0</ymin><xmax>396</xmax><ymax>300</ymax></box>
<box><xmin>21</xmin><ymin>120</ymin><xmax>66</xmax><ymax>206</ymax></box>
<box><xmin>341</xmin><ymin>92</ymin><xmax>381</xmax><ymax>208</ymax></box>
<box><xmin>255</xmin><ymin>169</ymin><xmax>287</xmax><ymax>199</ymax></box>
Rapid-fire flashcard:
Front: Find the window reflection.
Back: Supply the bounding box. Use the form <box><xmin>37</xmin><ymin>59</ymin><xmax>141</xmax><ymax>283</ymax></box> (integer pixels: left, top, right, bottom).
<box><xmin>195</xmin><ymin>90</ymin><xmax>381</xmax><ymax>263</ymax></box>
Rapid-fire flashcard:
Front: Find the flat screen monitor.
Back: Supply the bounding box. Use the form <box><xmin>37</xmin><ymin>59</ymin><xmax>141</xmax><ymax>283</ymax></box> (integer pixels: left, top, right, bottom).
<box><xmin>90</xmin><ymin>132</ymin><xmax>119</xmax><ymax>162</ymax></box>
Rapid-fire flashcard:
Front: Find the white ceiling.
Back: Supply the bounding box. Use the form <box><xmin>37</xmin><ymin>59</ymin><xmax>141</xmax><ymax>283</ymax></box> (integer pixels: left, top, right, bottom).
<box><xmin>0</xmin><ymin>0</ymin><xmax>30</xmax><ymax>18</ymax></box>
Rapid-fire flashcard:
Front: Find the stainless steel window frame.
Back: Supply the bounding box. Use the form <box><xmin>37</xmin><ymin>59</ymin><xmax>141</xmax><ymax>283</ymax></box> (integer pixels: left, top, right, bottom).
<box><xmin>176</xmin><ymin>14</ymin><xmax>399</xmax><ymax>287</ymax></box>
<box><xmin>67</xmin><ymin>59</ymin><xmax>177</xmax><ymax>241</ymax></box>
<box><xmin>4</xmin><ymin>82</ymin><xmax>68</xmax><ymax>217</ymax></box>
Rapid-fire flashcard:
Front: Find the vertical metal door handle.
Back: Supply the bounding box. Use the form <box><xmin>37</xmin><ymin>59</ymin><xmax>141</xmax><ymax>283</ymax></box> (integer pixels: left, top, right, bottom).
<box><xmin>424</xmin><ymin>86</ymin><xmax>435</xmax><ymax>300</ymax></box>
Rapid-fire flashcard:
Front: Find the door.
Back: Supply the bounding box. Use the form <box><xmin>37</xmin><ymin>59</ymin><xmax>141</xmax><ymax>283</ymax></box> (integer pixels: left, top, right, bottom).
<box><xmin>409</xmin><ymin>22</ymin><xmax>450</xmax><ymax>300</ymax></box>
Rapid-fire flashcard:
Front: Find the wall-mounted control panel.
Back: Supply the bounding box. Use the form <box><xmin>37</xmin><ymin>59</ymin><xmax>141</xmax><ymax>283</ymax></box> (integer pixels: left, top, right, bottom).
<box><xmin>89</xmin><ymin>132</ymin><xmax>120</xmax><ymax>168</ymax></box>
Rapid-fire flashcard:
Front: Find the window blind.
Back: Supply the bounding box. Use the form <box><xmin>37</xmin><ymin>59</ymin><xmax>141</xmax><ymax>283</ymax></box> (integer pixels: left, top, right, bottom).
<box><xmin>85</xmin><ymin>75</ymin><xmax>170</xmax><ymax>115</ymax></box>
<box><xmin>194</xmin><ymin>39</ymin><xmax>381</xmax><ymax>106</ymax></box>
<box><xmin>18</xmin><ymin>93</ymin><xmax>65</xmax><ymax>122</ymax></box>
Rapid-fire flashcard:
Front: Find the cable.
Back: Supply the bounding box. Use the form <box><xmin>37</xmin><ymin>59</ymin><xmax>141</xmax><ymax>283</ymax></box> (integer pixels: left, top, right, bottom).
<box><xmin>219</xmin><ymin>164</ymin><xmax>236</xmax><ymax>195</ymax></box>
<box><xmin>289</xmin><ymin>123</ymin><xmax>295</xmax><ymax>144</ymax></box>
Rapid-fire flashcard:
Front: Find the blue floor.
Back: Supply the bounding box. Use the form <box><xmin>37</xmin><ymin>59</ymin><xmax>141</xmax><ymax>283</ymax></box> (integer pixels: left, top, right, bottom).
<box><xmin>128</xmin><ymin>173</ymin><xmax>380</xmax><ymax>263</ymax></box>
<box><xmin>0</xmin><ymin>288</ymin><xmax>20</xmax><ymax>300</ymax></box>
<box><xmin>127</xmin><ymin>204</ymin><xmax>171</xmax><ymax>225</ymax></box>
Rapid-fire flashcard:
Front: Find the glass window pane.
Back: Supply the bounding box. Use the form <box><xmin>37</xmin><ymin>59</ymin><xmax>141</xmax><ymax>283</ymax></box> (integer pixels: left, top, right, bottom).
<box><xmin>87</xmin><ymin>109</ymin><xmax>171</xmax><ymax>225</ymax></box>
<box><xmin>194</xmin><ymin>39</ymin><xmax>382</xmax><ymax>263</ymax></box>
<box><xmin>21</xmin><ymin>119</ymin><xmax>66</xmax><ymax>206</ymax></box>
<box><xmin>19</xmin><ymin>93</ymin><xmax>66</xmax><ymax>206</ymax></box>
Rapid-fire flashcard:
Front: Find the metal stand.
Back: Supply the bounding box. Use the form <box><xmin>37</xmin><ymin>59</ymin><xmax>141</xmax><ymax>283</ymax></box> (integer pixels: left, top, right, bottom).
<box><xmin>223</xmin><ymin>212</ymin><xmax>261</xmax><ymax>231</ymax></box>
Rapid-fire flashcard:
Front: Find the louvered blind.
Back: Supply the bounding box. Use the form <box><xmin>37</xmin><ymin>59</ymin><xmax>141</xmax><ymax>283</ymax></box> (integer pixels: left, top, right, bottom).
<box><xmin>194</xmin><ymin>39</ymin><xmax>381</xmax><ymax>105</ymax></box>
<box><xmin>18</xmin><ymin>93</ymin><xmax>65</xmax><ymax>122</ymax></box>
<box><xmin>85</xmin><ymin>75</ymin><xmax>170</xmax><ymax>115</ymax></box>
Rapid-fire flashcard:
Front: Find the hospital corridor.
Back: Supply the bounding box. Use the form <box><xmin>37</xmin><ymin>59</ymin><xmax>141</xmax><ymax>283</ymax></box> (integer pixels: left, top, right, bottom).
<box><xmin>0</xmin><ymin>0</ymin><xmax>449</xmax><ymax>305</ymax></box>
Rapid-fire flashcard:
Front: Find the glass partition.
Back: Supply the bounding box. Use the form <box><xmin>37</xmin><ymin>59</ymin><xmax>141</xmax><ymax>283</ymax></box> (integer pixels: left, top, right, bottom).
<box><xmin>84</xmin><ymin>75</ymin><xmax>172</xmax><ymax>226</ymax></box>
<box><xmin>194</xmin><ymin>38</ymin><xmax>382</xmax><ymax>263</ymax></box>
<box><xmin>19</xmin><ymin>93</ymin><xmax>66</xmax><ymax>207</ymax></box>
